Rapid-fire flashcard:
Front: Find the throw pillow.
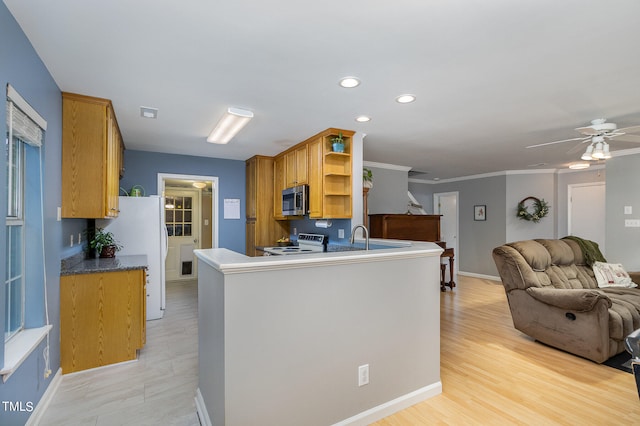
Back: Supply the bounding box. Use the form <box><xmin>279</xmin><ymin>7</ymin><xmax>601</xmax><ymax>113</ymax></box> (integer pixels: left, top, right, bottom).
<box><xmin>592</xmin><ymin>261</ymin><xmax>637</xmax><ymax>288</ymax></box>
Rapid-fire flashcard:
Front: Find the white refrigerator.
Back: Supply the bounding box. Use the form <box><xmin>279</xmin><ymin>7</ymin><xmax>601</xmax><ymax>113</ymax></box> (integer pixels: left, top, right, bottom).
<box><xmin>97</xmin><ymin>195</ymin><xmax>167</xmax><ymax>320</ymax></box>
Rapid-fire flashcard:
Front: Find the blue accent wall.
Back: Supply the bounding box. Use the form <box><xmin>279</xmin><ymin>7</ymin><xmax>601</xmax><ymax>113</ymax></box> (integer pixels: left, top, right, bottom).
<box><xmin>121</xmin><ymin>150</ymin><xmax>246</xmax><ymax>253</ymax></box>
<box><xmin>1</xmin><ymin>3</ymin><xmax>65</xmax><ymax>425</ymax></box>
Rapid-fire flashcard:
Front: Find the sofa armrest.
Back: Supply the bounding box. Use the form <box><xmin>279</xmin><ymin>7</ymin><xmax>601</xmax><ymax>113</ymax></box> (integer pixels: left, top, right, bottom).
<box><xmin>525</xmin><ymin>287</ymin><xmax>611</xmax><ymax>312</ymax></box>
<box><xmin>630</xmin><ymin>271</ymin><xmax>640</xmax><ymax>284</ymax></box>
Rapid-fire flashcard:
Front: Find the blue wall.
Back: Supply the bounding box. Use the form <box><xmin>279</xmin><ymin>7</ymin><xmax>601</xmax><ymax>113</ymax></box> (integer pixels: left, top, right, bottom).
<box><xmin>1</xmin><ymin>3</ymin><xmax>65</xmax><ymax>425</ymax></box>
<box><xmin>121</xmin><ymin>150</ymin><xmax>246</xmax><ymax>253</ymax></box>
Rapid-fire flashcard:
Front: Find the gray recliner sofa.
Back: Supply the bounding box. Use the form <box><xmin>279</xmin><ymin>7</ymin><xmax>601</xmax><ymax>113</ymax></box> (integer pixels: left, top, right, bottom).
<box><xmin>492</xmin><ymin>238</ymin><xmax>640</xmax><ymax>363</ymax></box>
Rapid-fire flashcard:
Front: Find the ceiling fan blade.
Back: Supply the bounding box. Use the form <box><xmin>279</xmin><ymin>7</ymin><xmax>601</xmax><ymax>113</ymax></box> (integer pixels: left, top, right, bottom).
<box><xmin>526</xmin><ymin>137</ymin><xmax>588</xmax><ymax>149</ymax></box>
<box><xmin>612</xmin><ymin>133</ymin><xmax>640</xmax><ymax>143</ymax></box>
<box><xmin>615</xmin><ymin>125</ymin><xmax>640</xmax><ymax>134</ymax></box>
<box><xmin>574</xmin><ymin>126</ymin><xmax>600</xmax><ymax>136</ymax></box>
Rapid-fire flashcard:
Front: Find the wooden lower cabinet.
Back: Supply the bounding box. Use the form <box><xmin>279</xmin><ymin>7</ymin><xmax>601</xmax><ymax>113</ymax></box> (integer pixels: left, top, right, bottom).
<box><xmin>60</xmin><ymin>269</ymin><xmax>146</xmax><ymax>374</ymax></box>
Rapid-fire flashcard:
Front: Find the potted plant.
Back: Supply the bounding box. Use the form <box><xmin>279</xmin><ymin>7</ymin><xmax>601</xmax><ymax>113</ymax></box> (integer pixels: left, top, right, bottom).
<box><xmin>331</xmin><ymin>132</ymin><xmax>345</xmax><ymax>153</ymax></box>
<box><xmin>363</xmin><ymin>167</ymin><xmax>373</xmax><ymax>189</ymax></box>
<box><xmin>90</xmin><ymin>228</ymin><xmax>122</xmax><ymax>258</ymax></box>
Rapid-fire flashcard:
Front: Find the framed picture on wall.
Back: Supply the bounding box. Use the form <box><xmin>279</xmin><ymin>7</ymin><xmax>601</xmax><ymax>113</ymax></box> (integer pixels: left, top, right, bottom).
<box><xmin>474</xmin><ymin>205</ymin><xmax>486</xmax><ymax>221</ymax></box>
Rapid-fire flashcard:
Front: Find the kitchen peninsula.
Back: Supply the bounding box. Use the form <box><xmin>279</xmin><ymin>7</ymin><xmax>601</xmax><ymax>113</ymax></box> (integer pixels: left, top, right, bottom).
<box><xmin>194</xmin><ymin>239</ymin><xmax>443</xmax><ymax>426</ymax></box>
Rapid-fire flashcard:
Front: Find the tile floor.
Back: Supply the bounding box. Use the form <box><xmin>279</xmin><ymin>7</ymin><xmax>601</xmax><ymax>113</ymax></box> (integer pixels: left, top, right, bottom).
<box><xmin>40</xmin><ymin>280</ymin><xmax>200</xmax><ymax>426</ymax></box>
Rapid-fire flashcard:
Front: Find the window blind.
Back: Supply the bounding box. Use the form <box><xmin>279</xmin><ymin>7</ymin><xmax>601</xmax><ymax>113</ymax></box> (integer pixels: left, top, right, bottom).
<box><xmin>6</xmin><ymin>84</ymin><xmax>47</xmax><ymax>147</ymax></box>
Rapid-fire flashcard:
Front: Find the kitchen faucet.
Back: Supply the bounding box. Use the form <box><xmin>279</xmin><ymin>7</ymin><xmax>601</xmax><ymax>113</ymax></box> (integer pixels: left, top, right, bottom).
<box><xmin>349</xmin><ymin>224</ymin><xmax>370</xmax><ymax>250</ymax></box>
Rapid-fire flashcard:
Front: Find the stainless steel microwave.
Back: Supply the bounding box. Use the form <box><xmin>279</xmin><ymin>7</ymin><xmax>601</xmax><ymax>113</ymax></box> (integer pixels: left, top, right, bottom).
<box><xmin>282</xmin><ymin>185</ymin><xmax>308</xmax><ymax>216</ymax></box>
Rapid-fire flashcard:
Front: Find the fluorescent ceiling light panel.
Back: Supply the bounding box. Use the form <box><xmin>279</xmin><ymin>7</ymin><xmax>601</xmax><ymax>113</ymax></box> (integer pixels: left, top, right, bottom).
<box><xmin>140</xmin><ymin>106</ymin><xmax>158</xmax><ymax>119</ymax></box>
<box><xmin>207</xmin><ymin>107</ymin><xmax>254</xmax><ymax>144</ymax></box>
<box><xmin>339</xmin><ymin>77</ymin><xmax>360</xmax><ymax>88</ymax></box>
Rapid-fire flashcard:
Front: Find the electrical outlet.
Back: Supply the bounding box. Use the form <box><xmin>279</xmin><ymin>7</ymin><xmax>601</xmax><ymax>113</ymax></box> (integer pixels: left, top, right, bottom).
<box><xmin>358</xmin><ymin>364</ymin><xmax>369</xmax><ymax>387</ymax></box>
<box><xmin>70</xmin><ymin>234</ymin><xmax>74</xmax><ymax>247</ymax></box>
<box><xmin>293</xmin><ymin>227</ymin><xmax>297</xmax><ymax>236</ymax></box>
<box><xmin>338</xmin><ymin>229</ymin><xmax>344</xmax><ymax>239</ymax></box>
<box><xmin>78</xmin><ymin>232</ymin><xmax>82</xmax><ymax>244</ymax></box>
<box><xmin>625</xmin><ymin>206</ymin><xmax>633</xmax><ymax>215</ymax></box>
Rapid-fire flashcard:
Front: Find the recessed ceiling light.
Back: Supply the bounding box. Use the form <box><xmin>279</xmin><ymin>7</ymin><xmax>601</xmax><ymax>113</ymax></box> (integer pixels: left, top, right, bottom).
<box><xmin>355</xmin><ymin>115</ymin><xmax>371</xmax><ymax>122</ymax></box>
<box><xmin>339</xmin><ymin>77</ymin><xmax>360</xmax><ymax>88</ymax></box>
<box><xmin>569</xmin><ymin>162</ymin><xmax>590</xmax><ymax>170</ymax></box>
<box><xmin>395</xmin><ymin>94</ymin><xmax>416</xmax><ymax>104</ymax></box>
<box><xmin>140</xmin><ymin>106</ymin><xmax>158</xmax><ymax>119</ymax></box>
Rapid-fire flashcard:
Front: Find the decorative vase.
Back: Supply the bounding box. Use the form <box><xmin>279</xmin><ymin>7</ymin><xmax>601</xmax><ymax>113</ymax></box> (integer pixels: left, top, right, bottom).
<box><xmin>363</xmin><ymin>180</ymin><xmax>373</xmax><ymax>189</ymax></box>
<box><xmin>100</xmin><ymin>245</ymin><xmax>117</xmax><ymax>258</ymax></box>
<box><xmin>332</xmin><ymin>142</ymin><xmax>344</xmax><ymax>153</ymax></box>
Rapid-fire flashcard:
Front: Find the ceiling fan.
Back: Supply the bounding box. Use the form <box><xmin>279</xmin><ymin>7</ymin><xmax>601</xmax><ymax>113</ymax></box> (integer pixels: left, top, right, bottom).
<box><xmin>526</xmin><ymin>118</ymin><xmax>640</xmax><ymax>161</ymax></box>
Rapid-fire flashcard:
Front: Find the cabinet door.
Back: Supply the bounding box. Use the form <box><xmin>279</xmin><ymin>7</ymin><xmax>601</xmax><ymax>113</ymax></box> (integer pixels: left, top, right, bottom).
<box><xmin>60</xmin><ymin>269</ymin><xmax>145</xmax><ymax>373</ymax></box>
<box><xmin>273</xmin><ymin>155</ymin><xmax>286</xmax><ymax>219</ymax></box>
<box><xmin>246</xmin><ymin>158</ymin><xmax>257</xmax><ymax>219</ymax></box>
<box><xmin>105</xmin><ymin>106</ymin><xmax>120</xmax><ymax>217</ymax></box>
<box><xmin>294</xmin><ymin>144</ymin><xmax>308</xmax><ymax>184</ymax></box>
<box><xmin>285</xmin><ymin>151</ymin><xmax>296</xmax><ymax>187</ymax></box>
<box><xmin>246</xmin><ymin>220</ymin><xmax>256</xmax><ymax>256</ymax></box>
<box><xmin>308</xmin><ymin>138</ymin><xmax>323</xmax><ymax>218</ymax></box>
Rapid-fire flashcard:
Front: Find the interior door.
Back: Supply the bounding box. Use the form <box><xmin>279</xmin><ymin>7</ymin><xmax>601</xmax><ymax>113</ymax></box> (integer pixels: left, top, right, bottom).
<box><xmin>165</xmin><ymin>188</ymin><xmax>201</xmax><ymax>281</ymax></box>
<box><xmin>569</xmin><ymin>183</ymin><xmax>606</xmax><ymax>255</ymax></box>
<box><xmin>434</xmin><ymin>192</ymin><xmax>459</xmax><ymax>282</ymax></box>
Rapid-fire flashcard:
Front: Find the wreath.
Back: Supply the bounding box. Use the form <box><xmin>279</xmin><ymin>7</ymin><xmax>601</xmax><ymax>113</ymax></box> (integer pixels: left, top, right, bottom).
<box><xmin>517</xmin><ymin>197</ymin><xmax>549</xmax><ymax>223</ymax></box>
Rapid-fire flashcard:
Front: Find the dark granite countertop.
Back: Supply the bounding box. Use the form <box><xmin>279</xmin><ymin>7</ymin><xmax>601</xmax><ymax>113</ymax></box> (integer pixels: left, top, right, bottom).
<box><xmin>60</xmin><ymin>254</ymin><xmax>148</xmax><ymax>276</ymax></box>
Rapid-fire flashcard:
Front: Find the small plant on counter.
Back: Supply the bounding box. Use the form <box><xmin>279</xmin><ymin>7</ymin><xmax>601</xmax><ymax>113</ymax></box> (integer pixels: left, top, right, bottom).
<box><xmin>90</xmin><ymin>228</ymin><xmax>123</xmax><ymax>258</ymax></box>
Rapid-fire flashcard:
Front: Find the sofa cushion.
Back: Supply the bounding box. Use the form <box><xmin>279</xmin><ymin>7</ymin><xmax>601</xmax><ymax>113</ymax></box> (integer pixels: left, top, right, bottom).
<box><xmin>593</xmin><ymin>262</ymin><xmax>637</xmax><ymax>288</ymax></box>
<box><xmin>535</xmin><ymin>239</ymin><xmax>575</xmax><ymax>266</ymax></box>
<box><xmin>507</xmin><ymin>240</ymin><xmax>551</xmax><ymax>272</ymax></box>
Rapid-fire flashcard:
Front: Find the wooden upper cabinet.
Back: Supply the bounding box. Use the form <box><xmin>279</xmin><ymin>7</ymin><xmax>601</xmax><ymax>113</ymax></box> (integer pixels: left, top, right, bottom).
<box><xmin>285</xmin><ymin>144</ymin><xmax>308</xmax><ymax>187</ymax></box>
<box><xmin>273</xmin><ymin>155</ymin><xmax>287</xmax><ymax>220</ymax></box>
<box><xmin>61</xmin><ymin>92</ymin><xmax>123</xmax><ymax>219</ymax></box>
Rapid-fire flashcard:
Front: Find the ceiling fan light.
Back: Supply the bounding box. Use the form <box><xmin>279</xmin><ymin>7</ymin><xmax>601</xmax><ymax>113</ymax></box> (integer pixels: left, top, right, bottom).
<box><xmin>581</xmin><ymin>144</ymin><xmax>594</xmax><ymax>161</ymax></box>
<box><xmin>592</xmin><ymin>141</ymin><xmax>605</xmax><ymax>159</ymax></box>
<box><xmin>602</xmin><ymin>142</ymin><xmax>611</xmax><ymax>159</ymax></box>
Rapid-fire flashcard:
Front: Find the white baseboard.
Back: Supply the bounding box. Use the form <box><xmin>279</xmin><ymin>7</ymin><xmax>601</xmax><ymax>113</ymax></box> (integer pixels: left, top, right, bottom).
<box><xmin>194</xmin><ymin>382</ymin><xmax>441</xmax><ymax>426</ymax></box>
<box><xmin>331</xmin><ymin>382</ymin><xmax>442</xmax><ymax>426</ymax></box>
<box><xmin>26</xmin><ymin>367</ymin><xmax>62</xmax><ymax>426</ymax></box>
<box><xmin>195</xmin><ymin>388</ymin><xmax>212</xmax><ymax>426</ymax></box>
<box><xmin>458</xmin><ymin>271</ymin><xmax>501</xmax><ymax>282</ymax></box>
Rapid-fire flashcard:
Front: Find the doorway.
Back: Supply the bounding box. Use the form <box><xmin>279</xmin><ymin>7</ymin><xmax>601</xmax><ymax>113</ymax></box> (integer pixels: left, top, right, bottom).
<box><xmin>158</xmin><ymin>173</ymin><xmax>219</xmax><ymax>281</ymax></box>
<box><xmin>568</xmin><ymin>182</ymin><xmax>605</xmax><ymax>255</ymax></box>
<box><xmin>433</xmin><ymin>191</ymin><xmax>459</xmax><ymax>282</ymax></box>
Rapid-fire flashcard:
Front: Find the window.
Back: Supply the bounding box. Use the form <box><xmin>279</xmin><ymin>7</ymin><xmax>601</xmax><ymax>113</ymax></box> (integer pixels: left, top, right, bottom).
<box><xmin>5</xmin><ymin>132</ymin><xmax>24</xmax><ymax>341</ymax></box>
<box><xmin>165</xmin><ymin>196</ymin><xmax>193</xmax><ymax>237</ymax></box>
<box><xmin>1</xmin><ymin>86</ymin><xmax>51</xmax><ymax>379</ymax></box>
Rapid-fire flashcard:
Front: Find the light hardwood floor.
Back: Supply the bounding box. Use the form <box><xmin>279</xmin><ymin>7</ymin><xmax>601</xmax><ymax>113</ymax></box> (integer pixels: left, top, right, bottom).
<box><xmin>375</xmin><ymin>276</ymin><xmax>640</xmax><ymax>425</ymax></box>
<box><xmin>41</xmin><ymin>276</ymin><xmax>640</xmax><ymax>425</ymax></box>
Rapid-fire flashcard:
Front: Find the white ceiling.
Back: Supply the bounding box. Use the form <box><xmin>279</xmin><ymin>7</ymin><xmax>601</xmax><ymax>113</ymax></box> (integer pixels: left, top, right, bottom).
<box><xmin>6</xmin><ymin>0</ymin><xmax>640</xmax><ymax>180</ymax></box>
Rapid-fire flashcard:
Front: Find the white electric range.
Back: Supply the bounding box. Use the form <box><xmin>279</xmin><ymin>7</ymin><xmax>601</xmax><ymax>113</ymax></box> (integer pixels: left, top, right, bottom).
<box><xmin>262</xmin><ymin>233</ymin><xmax>328</xmax><ymax>256</ymax></box>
